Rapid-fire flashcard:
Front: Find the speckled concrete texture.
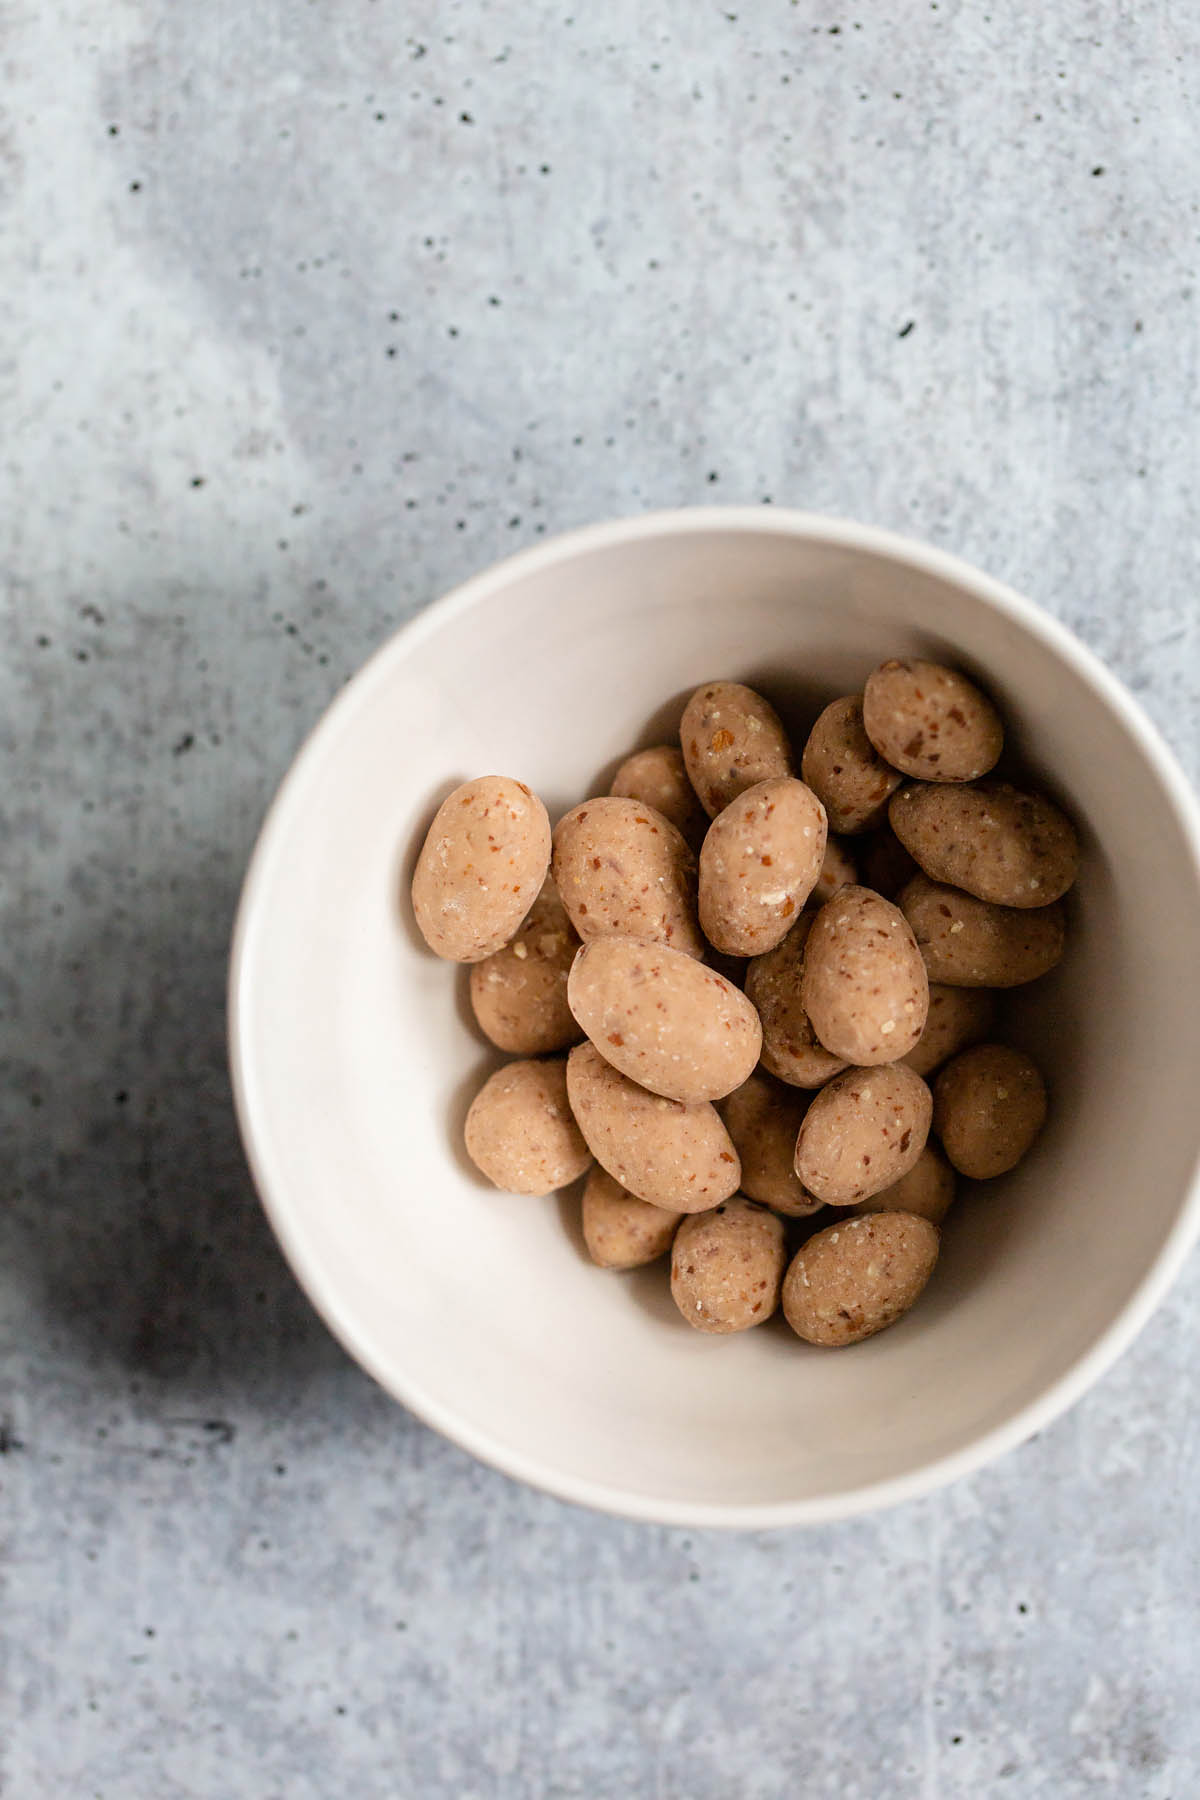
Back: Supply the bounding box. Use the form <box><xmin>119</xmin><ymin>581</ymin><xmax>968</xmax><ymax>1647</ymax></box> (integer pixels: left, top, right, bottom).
<box><xmin>3</xmin><ymin>2</ymin><xmax>1199</xmax><ymax>1795</ymax></box>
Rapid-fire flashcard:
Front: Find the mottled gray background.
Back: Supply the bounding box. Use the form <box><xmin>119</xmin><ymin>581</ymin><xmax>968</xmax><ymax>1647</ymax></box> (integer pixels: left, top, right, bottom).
<box><xmin>3</xmin><ymin>1</ymin><xmax>1199</xmax><ymax>1795</ymax></box>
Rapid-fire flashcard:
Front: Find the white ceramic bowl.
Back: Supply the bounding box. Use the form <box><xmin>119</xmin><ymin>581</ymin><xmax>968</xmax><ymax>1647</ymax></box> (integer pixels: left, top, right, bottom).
<box><xmin>229</xmin><ymin>509</ymin><xmax>1200</xmax><ymax>1528</ymax></box>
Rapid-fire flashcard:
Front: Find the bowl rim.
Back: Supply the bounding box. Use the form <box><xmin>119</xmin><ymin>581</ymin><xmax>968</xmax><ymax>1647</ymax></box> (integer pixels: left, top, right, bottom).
<box><xmin>228</xmin><ymin>506</ymin><xmax>1200</xmax><ymax>1529</ymax></box>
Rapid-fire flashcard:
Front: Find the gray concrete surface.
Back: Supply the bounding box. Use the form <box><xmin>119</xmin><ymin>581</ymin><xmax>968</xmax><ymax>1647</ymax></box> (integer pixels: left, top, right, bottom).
<box><xmin>4</xmin><ymin>2</ymin><xmax>1199</xmax><ymax>1794</ymax></box>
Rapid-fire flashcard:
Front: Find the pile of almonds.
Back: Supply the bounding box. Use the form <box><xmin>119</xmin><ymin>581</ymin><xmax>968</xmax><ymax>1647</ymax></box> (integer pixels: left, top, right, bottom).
<box><xmin>411</xmin><ymin>659</ymin><xmax>1077</xmax><ymax>1349</ymax></box>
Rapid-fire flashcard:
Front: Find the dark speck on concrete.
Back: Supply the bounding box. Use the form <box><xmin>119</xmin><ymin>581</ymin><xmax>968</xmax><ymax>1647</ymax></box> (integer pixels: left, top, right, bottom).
<box><xmin>190</xmin><ymin>475</ymin><xmax>205</xmax><ymax>488</ymax></box>
<box><xmin>162</xmin><ymin>1418</ymin><xmax>236</xmax><ymax>1447</ymax></box>
<box><xmin>707</xmin><ymin>470</ymin><xmax>719</xmax><ymax>482</ymax></box>
<box><xmin>0</xmin><ymin>1419</ymin><xmax>26</xmax><ymax>1455</ymax></box>
<box><xmin>129</xmin><ymin>181</ymin><xmax>142</xmax><ymax>193</ymax></box>
<box><xmin>460</xmin><ymin>111</ymin><xmax>474</xmax><ymax>123</ymax></box>
<box><xmin>172</xmin><ymin>733</ymin><xmax>195</xmax><ymax>756</ymax></box>
<box><xmin>1093</xmin><ymin>165</ymin><xmax>1105</xmax><ymax>176</ymax></box>
<box><xmin>898</xmin><ymin>320</ymin><xmax>915</xmax><ymax>338</ymax></box>
<box><xmin>108</xmin><ymin>123</ymin><xmax>119</xmax><ymax>135</ymax></box>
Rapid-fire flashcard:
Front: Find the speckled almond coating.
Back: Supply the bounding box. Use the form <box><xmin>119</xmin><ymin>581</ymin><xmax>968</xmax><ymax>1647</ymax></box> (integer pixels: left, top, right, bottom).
<box><xmin>679</xmin><ymin>681</ymin><xmax>794</xmax><ymax>818</ymax></box>
<box><xmin>901</xmin><ymin>983</ymin><xmax>997</xmax><ymax>1077</ymax></box>
<box><xmin>811</xmin><ymin>833</ymin><xmax>859</xmax><ymax>906</ymax></box>
<box><xmin>859</xmin><ymin>827</ymin><xmax>919</xmax><ymax>900</ymax></box>
<box><xmin>698</xmin><ymin>777</ymin><xmax>828</xmax><ymax>957</ymax></box>
<box><xmin>609</xmin><ymin>745</ymin><xmax>709</xmax><ymax>850</ymax></box>
<box><xmin>898</xmin><ymin>874</ymin><xmax>1066</xmax><ymax>987</ymax></box>
<box><xmin>744</xmin><ymin>914</ymin><xmax>848</xmax><ymax>1090</ymax></box>
<box><xmin>890</xmin><ymin>780</ymin><xmax>1079</xmax><ymax>908</ymax></box>
<box><xmin>580</xmin><ymin>1167</ymin><xmax>682</xmax><ymax>1269</ymax></box>
<box><xmin>801</xmin><ymin>695</ymin><xmax>905</xmax><ymax>834</ymax></box>
<box><xmin>863</xmin><ymin>658</ymin><xmax>1004</xmax><ymax>783</ymax></box>
<box><xmin>933</xmin><ymin>1043</ymin><xmax>1048</xmax><ymax>1179</ymax></box>
<box><xmin>551</xmin><ymin>796</ymin><xmax>705</xmax><ymax>959</ymax></box>
<box><xmin>469</xmin><ymin>877</ymin><xmax>582</xmax><ymax>1054</ymax></box>
<box><xmin>848</xmin><ymin>1144</ymin><xmax>956</xmax><ymax>1224</ymax></box>
<box><xmin>717</xmin><ymin>1071</ymin><xmax>822</xmax><ymax>1216</ymax></box>
<box><xmin>567</xmin><ymin>934</ymin><xmax>761</xmax><ymax>1104</ymax></box>
<box><xmin>782</xmin><ymin>1212</ymin><xmax>940</xmax><ymax>1346</ymax></box>
<box><xmin>670</xmin><ymin>1198</ymin><xmax>786</xmax><ymax>1334</ymax></box>
<box><xmin>565</xmin><ymin>1041</ymin><xmax>740</xmax><ymax>1211</ymax></box>
<box><xmin>795</xmin><ymin>1062</ymin><xmax>932</xmax><ymax>1205</ymax></box>
<box><xmin>801</xmin><ymin>886</ymin><xmax>929</xmax><ymax>1065</ymax></box>
<box><xmin>412</xmin><ymin>776</ymin><xmax>552</xmax><ymax>962</ymax></box>
<box><xmin>464</xmin><ymin>1058</ymin><xmax>591</xmax><ymax>1195</ymax></box>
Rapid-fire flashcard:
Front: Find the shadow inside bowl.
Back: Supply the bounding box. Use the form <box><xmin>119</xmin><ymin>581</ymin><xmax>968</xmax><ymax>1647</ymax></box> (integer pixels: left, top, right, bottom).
<box><xmin>552</xmin><ymin>1175</ymin><xmax>589</xmax><ymax>1262</ymax></box>
<box><xmin>736</xmin><ymin>664</ymin><xmax>834</xmax><ymax>754</ymax></box>
<box><xmin>622</xmin><ymin>1253</ymin><xmax>691</xmax><ymax>1330</ymax></box>
<box><xmin>918</xmin><ymin>1183</ymin><xmax>1028</xmax><ymax>1321</ymax></box>
<box><xmin>451</xmin><ymin>961</ymin><xmax>493</xmax><ymax>1051</ymax></box>
<box><xmin>554</xmin><ymin>1182</ymin><xmax>688</xmax><ymax>1329</ymax></box>
<box><xmin>585</xmin><ymin>685</ymin><xmax>700</xmax><ymax>802</ymax></box>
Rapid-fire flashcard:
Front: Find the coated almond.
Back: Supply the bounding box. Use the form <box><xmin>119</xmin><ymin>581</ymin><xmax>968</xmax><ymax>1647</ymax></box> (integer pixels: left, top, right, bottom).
<box><xmin>863</xmin><ymin>659</ymin><xmax>1003</xmax><ymax>783</ymax></box>
<box><xmin>801</xmin><ymin>885</ymin><xmax>929</xmax><ymax>1065</ymax></box>
<box><xmin>567</xmin><ymin>934</ymin><xmax>761</xmax><ymax>1104</ymax></box>
<box><xmin>565</xmin><ymin>1041</ymin><xmax>740</xmax><ymax>1212</ymax></box>
<box><xmin>795</xmin><ymin>1062</ymin><xmax>932</xmax><ymax>1205</ymax></box>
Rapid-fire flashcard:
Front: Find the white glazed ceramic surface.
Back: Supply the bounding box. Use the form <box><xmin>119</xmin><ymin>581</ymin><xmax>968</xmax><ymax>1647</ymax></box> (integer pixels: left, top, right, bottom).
<box><xmin>229</xmin><ymin>511</ymin><xmax>1200</xmax><ymax>1528</ymax></box>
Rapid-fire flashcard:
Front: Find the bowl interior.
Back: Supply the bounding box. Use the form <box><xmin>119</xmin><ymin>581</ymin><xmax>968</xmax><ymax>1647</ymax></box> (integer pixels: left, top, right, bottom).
<box><xmin>231</xmin><ymin>514</ymin><xmax>1200</xmax><ymax>1524</ymax></box>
